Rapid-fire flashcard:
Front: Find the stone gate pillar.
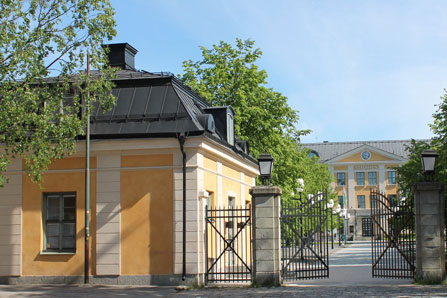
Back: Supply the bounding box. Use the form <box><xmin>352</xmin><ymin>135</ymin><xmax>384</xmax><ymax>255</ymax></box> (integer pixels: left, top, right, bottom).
<box><xmin>414</xmin><ymin>182</ymin><xmax>445</xmax><ymax>282</ymax></box>
<box><xmin>249</xmin><ymin>186</ymin><xmax>282</xmax><ymax>286</ymax></box>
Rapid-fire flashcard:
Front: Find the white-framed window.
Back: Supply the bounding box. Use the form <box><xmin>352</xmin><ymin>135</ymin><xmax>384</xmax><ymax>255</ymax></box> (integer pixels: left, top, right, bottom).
<box><xmin>357</xmin><ymin>195</ymin><xmax>366</xmax><ymax>208</ymax></box>
<box><xmin>368</xmin><ymin>172</ymin><xmax>377</xmax><ymax>185</ymax></box>
<box><xmin>356</xmin><ymin>172</ymin><xmax>365</xmax><ymax>186</ymax></box>
<box><xmin>370</xmin><ymin>194</ymin><xmax>377</xmax><ymax>208</ymax></box>
<box><xmin>43</xmin><ymin>193</ymin><xmax>76</xmax><ymax>253</ymax></box>
<box><xmin>337</xmin><ymin>172</ymin><xmax>346</xmax><ymax>186</ymax></box>
<box><xmin>387</xmin><ymin>171</ymin><xmax>396</xmax><ymax>185</ymax></box>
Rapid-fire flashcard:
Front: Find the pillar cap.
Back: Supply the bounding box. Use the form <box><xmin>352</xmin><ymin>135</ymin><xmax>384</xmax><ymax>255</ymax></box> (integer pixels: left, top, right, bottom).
<box><xmin>249</xmin><ymin>185</ymin><xmax>282</xmax><ymax>195</ymax></box>
<box><xmin>414</xmin><ymin>182</ymin><xmax>444</xmax><ymax>191</ymax></box>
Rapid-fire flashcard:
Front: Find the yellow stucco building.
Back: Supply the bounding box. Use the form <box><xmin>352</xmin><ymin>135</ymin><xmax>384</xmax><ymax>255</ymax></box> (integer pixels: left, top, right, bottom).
<box><xmin>303</xmin><ymin>140</ymin><xmax>427</xmax><ymax>240</ymax></box>
<box><xmin>0</xmin><ymin>44</ymin><xmax>258</xmax><ymax>285</ymax></box>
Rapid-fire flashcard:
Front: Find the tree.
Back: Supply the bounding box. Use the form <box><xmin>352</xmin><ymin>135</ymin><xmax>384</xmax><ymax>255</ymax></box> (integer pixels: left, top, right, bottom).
<box><xmin>0</xmin><ymin>0</ymin><xmax>116</xmax><ymax>184</ymax></box>
<box><xmin>180</xmin><ymin>38</ymin><xmax>334</xmax><ymax>199</ymax></box>
<box><xmin>397</xmin><ymin>90</ymin><xmax>447</xmax><ymax>198</ymax></box>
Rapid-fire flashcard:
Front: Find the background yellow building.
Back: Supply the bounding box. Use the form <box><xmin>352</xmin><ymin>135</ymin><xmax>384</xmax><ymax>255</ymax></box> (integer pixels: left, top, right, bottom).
<box><xmin>303</xmin><ymin>140</ymin><xmax>427</xmax><ymax>240</ymax></box>
<box><xmin>0</xmin><ymin>44</ymin><xmax>258</xmax><ymax>285</ymax></box>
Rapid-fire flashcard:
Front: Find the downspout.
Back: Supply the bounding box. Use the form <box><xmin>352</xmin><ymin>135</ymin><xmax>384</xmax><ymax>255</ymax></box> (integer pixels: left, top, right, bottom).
<box><xmin>177</xmin><ymin>133</ymin><xmax>187</xmax><ymax>280</ymax></box>
<box><xmin>84</xmin><ymin>54</ymin><xmax>91</xmax><ymax>284</ymax></box>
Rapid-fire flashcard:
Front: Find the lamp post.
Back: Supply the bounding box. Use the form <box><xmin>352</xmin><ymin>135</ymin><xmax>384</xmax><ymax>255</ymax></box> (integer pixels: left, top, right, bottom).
<box><xmin>333</xmin><ymin>205</ymin><xmax>341</xmax><ymax>246</ymax></box>
<box><xmin>257</xmin><ymin>153</ymin><xmax>274</xmax><ymax>185</ymax></box>
<box><xmin>421</xmin><ymin>149</ymin><xmax>438</xmax><ymax>181</ymax></box>
<box><xmin>339</xmin><ymin>208</ymin><xmax>350</xmax><ymax>245</ymax></box>
<box><xmin>327</xmin><ymin>199</ymin><xmax>334</xmax><ymax>249</ymax></box>
<box><xmin>344</xmin><ymin>212</ymin><xmax>351</xmax><ymax>245</ymax></box>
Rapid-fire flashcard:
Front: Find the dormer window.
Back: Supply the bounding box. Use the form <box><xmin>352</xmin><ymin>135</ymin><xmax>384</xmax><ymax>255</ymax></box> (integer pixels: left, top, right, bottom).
<box><xmin>227</xmin><ymin>112</ymin><xmax>234</xmax><ymax>146</ymax></box>
<box><xmin>203</xmin><ymin>106</ymin><xmax>235</xmax><ymax>146</ymax></box>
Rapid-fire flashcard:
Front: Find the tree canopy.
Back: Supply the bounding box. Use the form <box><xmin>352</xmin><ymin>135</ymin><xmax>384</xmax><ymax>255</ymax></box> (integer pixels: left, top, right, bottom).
<box><xmin>180</xmin><ymin>38</ymin><xmax>334</xmax><ymax>199</ymax></box>
<box><xmin>397</xmin><ymin>90</ymin><xmax>447</xmax><ymax>198</ymax></box>
<box><xmin>0</xmin><ymin>0</ymin><xmax>116</xmax><ymax>184</ymax></box>
<box><xmin>398</xmin><ymin>90</ymin><xmax>447</xmax><ymax>197</ymax></box>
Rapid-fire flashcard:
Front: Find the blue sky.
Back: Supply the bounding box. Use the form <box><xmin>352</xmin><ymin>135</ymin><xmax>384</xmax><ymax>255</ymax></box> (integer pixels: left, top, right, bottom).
<box><xmin>109</xmin><ymin>0</ymin><xmax>447</xmax><ymax>143</ymax></box>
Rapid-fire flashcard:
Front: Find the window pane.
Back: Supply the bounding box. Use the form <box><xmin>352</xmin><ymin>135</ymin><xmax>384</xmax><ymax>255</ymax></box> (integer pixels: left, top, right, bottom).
<box><xmin>63</xmin><ymin>195</ymin><xmax>76</xmax><ymax>221</ymax></box>
<box><xmin>46</xmin><ymin>223</ymin><xmax>59</xmax><ymax>237</ymax></box>
<box><xmin>356</xmin><ymin>172</ymin><xmax>364</xmax><ymax>185</ymax></box>
<box><xmin>358</xmin><ymin>195</ymin><xmax>365</xmax><ymax>208</ymax></box>
<box><xmin>388</xmin><ymin>171</ymin><xmax>396</xmax><ymax>184</ymax></box>
<box><xmin>63</xmin><ymin>223</ymin><xmax>76</xmax><ymax>236</ymax></box>
<box><xmin>368</xmin><ymin>172</ymin><xmax>377</xmax><ymax>185</ymax></box>
<box><xmin>370</xmin><ymin>195</ymin><xmax>377</xmax><ymax>208</ymax></box>
<box><xmin>47</xmin><ymin>236</ymin><xmax>59</xmax><ymax>249</ymax></box>
<box><xmin>62</xmin><ymin>236</ymin><xmax>76</xmax><ymax>249</ymax></box>
<box><xmin>46</xmin><ymin>196</ymin><xmax>60</xmax><ymax>220</ymax></box>
<box><xmin>337</xmin><ymin>173</ymin><xmax>345</xmax><ymax>186</ymax></box>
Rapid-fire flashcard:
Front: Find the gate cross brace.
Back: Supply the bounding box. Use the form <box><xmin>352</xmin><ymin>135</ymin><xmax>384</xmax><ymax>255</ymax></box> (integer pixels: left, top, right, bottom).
<box><xmin>371</xmin><ymin>211</ymin><xmax>415</xmax><ymax>270</ymax></box>
<box><xmin>281</xmin><ymin>216</ymin><xmax>329</xmax><ymax>272</ymax></box>
<box><xmin>206</xmin><ymin>217</ymin><xmax>251</xmax><ymax>274</ymax></box>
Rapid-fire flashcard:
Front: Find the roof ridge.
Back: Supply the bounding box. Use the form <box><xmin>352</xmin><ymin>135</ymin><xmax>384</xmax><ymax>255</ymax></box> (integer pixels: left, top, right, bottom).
<box><xmin>302</xmin><ymin>138</ymin><xmax>430</xmax><ymax>145</ymax></box>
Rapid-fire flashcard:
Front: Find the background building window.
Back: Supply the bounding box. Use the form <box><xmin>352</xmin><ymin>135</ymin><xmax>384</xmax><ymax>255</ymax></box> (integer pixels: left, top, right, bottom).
<box><xmin>388</xmin><ymin>171</ymin><xmax>396</xmax><ymax>185</ymax></box>
<box><xmin>368</xmin><ymin>172</ymin><xmax>377</xmax><ymax>185</ymax></box>
<box><xmin>356</xmin><ymin>172</ymin><xmax>365</xmax><ymax>186</ymax></box>
<box><xmin>43</xmin><ymin>193</ymin><xmax>76</xmax><ymax>252</ymax></box>
<box><xmin>388</xmin><ymin>194</ymin><xmax>398</xmax><ymax>207</ymax></box>
<box><xmin>362</xmin><ymin>218</ymin><xmax>372</xmax><ymax>237</ymax></box>
<box><xmin>338</xmin><ymin>195</ymin><xmax>344</xmax><ymax>209</ymax></box>
<box><xmin>357</xmin><ymin>195</ymin><xmax>365</xmax><ymax>208</ymax></box>
<box><xmin>337</xmin><ymin>173</ymin><xmax>345</xmax><ymax>186</ymax></box>
<box><xmin>370</xmin><ymin>194</ymin><xmax>377</xmax><ymax>208</ymax></box>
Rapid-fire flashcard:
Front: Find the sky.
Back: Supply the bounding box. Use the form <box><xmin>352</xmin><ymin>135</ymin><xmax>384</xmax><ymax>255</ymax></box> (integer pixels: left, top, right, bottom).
<box><xmin>109</xmin><ymin>0</ymin><xmax>447</xmax><ymax>143</ymax></box>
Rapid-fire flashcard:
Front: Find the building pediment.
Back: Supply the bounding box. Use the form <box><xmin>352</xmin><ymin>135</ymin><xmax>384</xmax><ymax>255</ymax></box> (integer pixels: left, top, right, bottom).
<box><xmin>327</xmin><ymin>144</ymin><xmax>406</xmax><ymax>164</ymax></box>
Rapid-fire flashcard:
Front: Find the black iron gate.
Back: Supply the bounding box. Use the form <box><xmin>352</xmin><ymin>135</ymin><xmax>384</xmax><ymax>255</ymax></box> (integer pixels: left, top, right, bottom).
<box><xmin>205</xmin><ymin>206</ymin><xmax>252</xmax><ymax>283</ymax></box>
<box><xmin>370</xmin><ymin>189</ymin><xmax>415</xmax><ymax>279</ymax></box>
<box><xmin>281</xmin><ymin>191</ymin><xmax>329</xmax><ymax>280</ymax></box>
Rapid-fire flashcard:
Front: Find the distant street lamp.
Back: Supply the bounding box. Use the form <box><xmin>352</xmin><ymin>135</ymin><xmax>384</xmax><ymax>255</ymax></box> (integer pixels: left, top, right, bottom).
<box><xmin>421</xmin><ymin>149</ymin><xmax>438</xmax><ymax>181</ymax></box>
<box><xmin>339</xmin><ymin>208</ymin><xmax>350</xmax><ymax>245</ymax></box>
<box><xmin>257</xmin><ymin>153</ymin><xmax>274</xmax><ymax>185</ymax></box>
<box><xmin>327</xmin><ymin>199</ymin><xmax>335</xmax><ymax>249</ymax></box>
<box><xmin>295</xmin><ymin>179</ymin><xmax>304</xmax><ymax>260</ymax></box>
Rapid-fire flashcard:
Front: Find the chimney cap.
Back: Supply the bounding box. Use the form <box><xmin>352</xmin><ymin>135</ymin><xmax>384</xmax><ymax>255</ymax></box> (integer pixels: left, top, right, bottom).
<box><xmin>102</xmin><ymin>43</ymin><xmax>138</xmax><ymax>70</ymax></box>
<box><xmin>103</xmin><ymin>43</ymin><xmax>138</xmax><ymax>55</ymax></box>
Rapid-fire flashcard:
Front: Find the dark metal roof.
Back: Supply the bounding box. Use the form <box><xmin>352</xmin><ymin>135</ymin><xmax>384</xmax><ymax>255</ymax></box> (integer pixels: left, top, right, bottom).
<box><xmin>90</xmin><ymin>73</ymin><xmax>204</xmax><ymax>136</ymax></box>
<box><xmin>86</xmin><ymin>69</ymin><xmax>256</xmax><ymax>163</ymax></box>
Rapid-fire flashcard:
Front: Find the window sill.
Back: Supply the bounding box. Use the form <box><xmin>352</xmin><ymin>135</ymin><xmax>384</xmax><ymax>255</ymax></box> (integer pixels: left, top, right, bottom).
<box><xmin>40</xmin><ymin>251</ymin><xmax>76</xmax><ymax>255</ymax></box>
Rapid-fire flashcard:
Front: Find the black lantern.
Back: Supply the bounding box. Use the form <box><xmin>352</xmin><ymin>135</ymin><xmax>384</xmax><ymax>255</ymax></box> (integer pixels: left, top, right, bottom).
<box><xmin>258</xmin><ymin>153</ymin><xmax>274</xmax><ymax>185</ymax></box>
<box><xmin>421</xmin><ymin>149</ymin><xmax>438</xmax><ymax>181</ymax></box>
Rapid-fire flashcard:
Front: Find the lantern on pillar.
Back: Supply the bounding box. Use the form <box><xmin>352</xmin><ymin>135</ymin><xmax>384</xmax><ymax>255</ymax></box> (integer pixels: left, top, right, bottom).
<box><xmin>257</xmin><ymin>153</ymin><xmax>274</xmax><ymax>185</ymax></box>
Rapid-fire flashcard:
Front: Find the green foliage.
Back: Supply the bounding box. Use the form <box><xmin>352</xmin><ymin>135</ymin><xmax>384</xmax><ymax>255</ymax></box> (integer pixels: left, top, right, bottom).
<box><xmin>397</xmin><ymin>140</ymin><xmax>429</xmax><ymax>199</ymax></box>
<box><xmin>0</xmin><ymin>0</ymin><xmax>116</xmax><ymax>184</ymax></box>
<box><xmin>398</xmin><ymin>90</ymin><xmax>447</xmax><ymax>197</ymax></box>
<box><xmin>180</xmin><ymin>38</ymin><xmax>333</xmax><ymax>198</ymax></box>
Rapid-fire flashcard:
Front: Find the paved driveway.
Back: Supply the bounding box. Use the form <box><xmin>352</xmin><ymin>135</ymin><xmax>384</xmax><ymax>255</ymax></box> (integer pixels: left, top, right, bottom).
<box><xmin>288</xmin><ymin>240</ymin><xmax>413</xmax><ymax>286</ymax></box>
